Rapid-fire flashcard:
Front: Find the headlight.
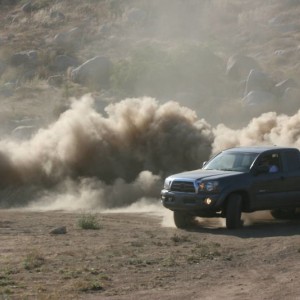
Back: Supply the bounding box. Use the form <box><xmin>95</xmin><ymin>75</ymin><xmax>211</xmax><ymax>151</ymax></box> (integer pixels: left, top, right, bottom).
<box><xmin>164</xmin><ymin>179</ymin><xmax>172</xmax><ymax>190</ymax></box>
<box><xmin>199</xmin><ymin>181</ymin><xmax>219</xmax><ymax>192</ymax></box>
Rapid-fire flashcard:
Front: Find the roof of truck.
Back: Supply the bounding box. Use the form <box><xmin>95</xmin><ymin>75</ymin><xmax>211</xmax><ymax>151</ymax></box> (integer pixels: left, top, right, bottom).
<box><xmin>223</xmin><ymin>146</ymin><xmax>299</xmax><ymax>153</ymax></box>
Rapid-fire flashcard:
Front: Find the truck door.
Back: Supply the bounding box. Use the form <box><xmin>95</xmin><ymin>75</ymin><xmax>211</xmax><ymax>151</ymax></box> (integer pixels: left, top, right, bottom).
<box><xmin>250</xmin><ymin>152</ymin><xmax>286</xmax><ymax>210</ymax></box>
<box><xmin>280</xmin><ymin>149</ymin><xmax>300</xmax><ymax>206</ymax></box>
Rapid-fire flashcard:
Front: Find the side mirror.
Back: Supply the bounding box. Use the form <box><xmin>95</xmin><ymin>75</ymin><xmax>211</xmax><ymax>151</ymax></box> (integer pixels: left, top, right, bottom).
<box><xmin>202</xmin><ymin>161</ymin><xmax>207</xmax><ymax>168</ymax></box>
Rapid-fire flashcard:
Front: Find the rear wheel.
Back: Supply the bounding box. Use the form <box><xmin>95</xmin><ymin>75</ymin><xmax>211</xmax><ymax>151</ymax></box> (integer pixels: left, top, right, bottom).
<box><xmin>226</xmin><ymin>193</ymin><xmax>243</xmax><ymax>229</ymax></box>
<box><xmin>173</xmin><ymin>211</ymin><xmax>194</xmax><ymax>229</ymax></box>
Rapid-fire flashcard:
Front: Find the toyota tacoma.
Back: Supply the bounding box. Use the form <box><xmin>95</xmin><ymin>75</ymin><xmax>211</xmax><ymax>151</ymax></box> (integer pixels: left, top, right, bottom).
<box><xmin>161</xmin><ymin>146</ymin><xmax>300</xmax><ymax>229</ymax></box>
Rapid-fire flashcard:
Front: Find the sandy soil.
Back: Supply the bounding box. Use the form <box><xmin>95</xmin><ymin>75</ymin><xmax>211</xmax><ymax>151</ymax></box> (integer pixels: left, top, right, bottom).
<box><xmin>1</xmin><ymin>209</ymin><xmax>300</xmax><ymax>299</ymax></box>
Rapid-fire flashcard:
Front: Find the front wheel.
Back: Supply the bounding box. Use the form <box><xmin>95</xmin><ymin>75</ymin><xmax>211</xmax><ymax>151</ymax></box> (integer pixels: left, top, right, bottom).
<box><xmin>173</xmin><ymin>211</ymin><xmax>194</xmax><ymax>229</ymax></box>
<box><xmin>225</xmin><ymin>194</ymin><xmax>243</xmax><ymax>229</ymax></box>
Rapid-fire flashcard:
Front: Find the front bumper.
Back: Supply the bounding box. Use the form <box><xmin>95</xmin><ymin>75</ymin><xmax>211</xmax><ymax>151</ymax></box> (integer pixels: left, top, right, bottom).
<box><xmin>161</xmin><ymin>189</ymin><xmax>223</xmax><ymax>217</ymax></box>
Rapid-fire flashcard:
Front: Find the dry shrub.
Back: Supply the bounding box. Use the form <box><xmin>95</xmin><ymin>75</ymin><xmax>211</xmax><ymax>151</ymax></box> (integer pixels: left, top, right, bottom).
<box><xmin>77</xmin><ymin>214</ymin><xmax>101</xmax><ymax>230</ymax></box>
<box><xmin>23</xmin><ymin>251</ymin><xmax>45</xmax><ymax>270</ymax></box>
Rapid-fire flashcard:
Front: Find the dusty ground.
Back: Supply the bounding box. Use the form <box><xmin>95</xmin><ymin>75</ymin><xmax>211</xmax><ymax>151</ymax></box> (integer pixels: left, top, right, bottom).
<box><xmin>1</xmin><ymin>209</ymin><xmax>300</xmax><ymax>300</ymax></box>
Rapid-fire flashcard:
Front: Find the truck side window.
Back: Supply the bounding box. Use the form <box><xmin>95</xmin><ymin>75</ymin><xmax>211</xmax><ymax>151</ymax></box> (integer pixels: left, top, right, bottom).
<box><xmin>258</xmin><ymin>153</ymin><xmax>280</xmax><ymax>173</ymax></box>
<box><xmin>285</xmin><ymin>151</ymin><xmax>300</xmax><ymax>171</ymax></box>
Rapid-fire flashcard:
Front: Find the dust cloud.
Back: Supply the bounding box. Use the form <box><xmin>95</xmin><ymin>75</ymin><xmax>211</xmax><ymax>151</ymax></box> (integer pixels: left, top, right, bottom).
<box><xmin>0</xmin><ymin>95</ymin><xmax>212</xmax><ymax>210</ymax></box>
<box><xmin>213</xmin><ymin>111</ymin><xmax>300</xmax><ymax>154</ymax></box>
<box><xmin>2</xmin><ymin>93</ymin><xmax>300</xmax><ymax>224</ymax></box>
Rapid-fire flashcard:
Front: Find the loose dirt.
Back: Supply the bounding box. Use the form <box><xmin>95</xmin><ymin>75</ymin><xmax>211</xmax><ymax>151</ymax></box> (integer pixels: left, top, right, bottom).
<box><xmin>1</xmin><ymin>209</ymin><xmax>300</xmax><ymax>299</ymax></box>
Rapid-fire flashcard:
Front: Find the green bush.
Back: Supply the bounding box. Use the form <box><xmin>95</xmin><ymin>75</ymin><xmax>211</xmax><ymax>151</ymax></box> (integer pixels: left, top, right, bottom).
<box><xmin>77</xmin><ymin>214</ymin><xmax>102</xmax><ymax>230</ymax></box>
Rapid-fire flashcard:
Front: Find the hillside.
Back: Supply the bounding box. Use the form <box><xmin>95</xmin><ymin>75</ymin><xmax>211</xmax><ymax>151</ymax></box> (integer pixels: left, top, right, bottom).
<box><xmin>1</xmin><ymin>0</ymin><xmax>300</xmax><ymax>129</ymax></box>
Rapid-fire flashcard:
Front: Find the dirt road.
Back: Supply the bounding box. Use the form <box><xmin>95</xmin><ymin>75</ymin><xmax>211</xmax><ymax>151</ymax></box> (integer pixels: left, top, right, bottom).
<box><xmin>1</xmin><ymin>209</ymin><xmax>300</xmax><ymax>299</ymax></box>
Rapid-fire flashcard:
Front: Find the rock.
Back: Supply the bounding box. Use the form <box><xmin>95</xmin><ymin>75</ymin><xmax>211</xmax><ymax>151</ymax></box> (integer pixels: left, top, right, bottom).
<box><xmin>109</xmin><ymin>0</ymin><xmax>124</xmax><ymax>19</ymax></box>
<box><xmin>50</xmin><ymin>55</ymin><xmax>78</xmax><ymax>72</ymax></box>
<box><xmin>47</xmin><ymin>75</ymin><xmax>64</xmax><ymax>87</ymax></box>
<box><xmin>10</xmin><ymin>50</ymin><xmax>38</xmax><ymax>67</ymax></box>
<box><xmin>273</xmin><ymin>78</ymin><xmax>298</xmax><ymax>97</ymax></box>
<box><xmin>22</xmin><ymin>2</ymin><xmax>33</xmax><ymax>13</ymax></box>
<box><xmin>8</xmin><ymin>51</ymin><xmax>37</xmax><ymax>81</ymax></box>
<box><xmin>70</xmin><ymin>56</ymin><xmax>112</xmax><ymax>89</ymax></box>
<box><xmin>98</xmin><ymin>23</ymin><xmax>117</xmax><ymax>38</ymax></box>
<box><xmin>53</xmin><ymin>27</ymin><xmax>82</xmax><ymax>49</ymax></box>
<box><xmin>0</xmin><ymin>82</ymin><xmax>15</xmax><ymax>97</ymax></box>
<box><xmin>277</xmin><ymin>24</ymin><xmax>299</xmax><ymax>33</ymax></box>
<box><xmin>125</xmin><ymin>8</ymin><xmax>147</xmax><ymax>26</ymax></box>
<box><xmin>21</xmin><ymin>69</ymin><xmax>36</xmax><ymax>81</ymax></box>
<box><xmin>268</xmin><ymin>15</ymin><xmax>286</xmax><ymax>26</ymax></box>
<box><xmin>287</xmin><ymin>0</ymin><xmax>300</xmax><ymax>6</ymax></box>
<box><xmin>226</xmin><ymin>54</ymin><xmax>261</xmax><ymax>80</ymax></box>
<box><xmin>12</xmin><ymin>117</ymin><xmax>40</xmax><ymax>127</ymax></box>
<box><xmin>282</xmin><ymin>87</ymin><xmax>300</xmax><ymax>104</ymax></box>
<box><xmin>268</xmin><ymin>15</ymin><xmax>300</xmax><ymax>33</ymax></box>
<box><xmin>50</xmin><ymin>10</ymin><xmax>65</xmax><ymax>21</ymax></box>
<box><xmin>11</xmin><ymin>125</ymin><xmax>36</xmax><ymax>140</ymax></box>
<box><xmin>245</xmin><ymin>69</ymin><xmax>275</xmax><ymax>95</ymax></box>
<box><xmin>0</xmin><ymin>0</ymin><xmax>19</xmax><ymax>4</ymax></box>
<box><xmin>50</xmin><ymin>226</ymin><xmax>67</xmax><ymax>235</ymax></box>
<box><xmin>281</xmin><ymin>87</ymin><xmax>300</xmax><ymax>114</ymax></box>
<box><xmin>0</xmin><ymin>61</ymin><xmax>6</xmax><ymax>77</ymax></box>
<box><xmin>242</xmin><ymin>90</ymin><xmax>276</xmax><ymax>106</ymax></box>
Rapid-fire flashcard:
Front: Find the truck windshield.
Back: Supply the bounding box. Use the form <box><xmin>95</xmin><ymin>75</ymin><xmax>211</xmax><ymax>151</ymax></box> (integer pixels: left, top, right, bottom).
<box><xmin>203</xmin><ymin>151</ymin><xmax>258</xmax><ymax>172</ymax></box>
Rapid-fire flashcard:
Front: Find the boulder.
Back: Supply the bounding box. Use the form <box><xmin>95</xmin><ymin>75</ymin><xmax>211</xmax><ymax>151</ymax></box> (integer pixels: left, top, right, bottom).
<box><xmin>245</xmin><ymin>69</ymin><xmax>275</xmax><ymax>95</ymax></box>
<box><xmin>70</xmin><ymin>56</ymin><xmax>112</xmax><ymax>89</ymax></box>
<box><xmin>47</xmin><ymin>75</ymin><xmax>64</xmax><ymax>87</ymax></box>
<box><xmin>22</xmin><ymin>2</ymin><xmax>33</xmax><ymax>13</ymax></box>
<box><xmin>226</xmin><ymin>54</ymin><xmax>261</xmax><ymax>80</ymax></box>
<box><xmin>53</xmin><ymin>27</ymin><xmax>82</xmax><ymax>49</ymax></box>
<box><xmin>242</xmin><ymin>90</ymin><xmax>276</xmax><ymax>107</ymax></box>
<box><xmin>50</xmin><ymin>55</ymin><xmax>78</xmax><ymax>72</ymax></box>
<box><xmin>0</xmin><ymin>61</ymin><xmax>6</xmax><ymax>77</ymax></box>
<box><xmin>20</xmin><ymin>69</ymin><xmax>36</xmax><ymax>81</ymax></box>
<box><xmin>282</xmin><ymin>87</ymin><xmax>300</xmax><ymax>104</ymax></box>
<box><xmin>279</xmin><ymin>87</ymin><xmax>300</xmax><ymax>115</ymax></box>
<box><xmin>125</xmin><ymin>8</ymin><xmax>147</xmax><ymax>26</ymax></box>
<box><xmin>268</xmin><ymin>15</ymin><xmax>286</xmax><ymax>26</ymax></box>
<box><xmin>12</xmin><ymin>125</ymin><xmax>36</xmax><ymax>140</ymax></box>
<box><xmin>10</xmin><ymin>50</ymin><xmax>38</xmax><ymax>67</ymax></box>
<box><xmin>50</xmin><ymin>10</ymin><xmax>65</xmax><ymax>21</ymax></box>
<box><xmin>50</xmin><ymin>226</ymin><xmax>67</xmax><ymax>234</ymax></box>
<box><xmin>0</xmin><ymin>0</ymin><xmax>19</xmax><ymax>4</ymax></box>
<box><xmin>0</xmin><ymin>82</ymin><xmax>15</xmax><ymax>97</ymax></box>
<box><xmin>273</xmin><ymin>78</ymin><xmax>297</xmax><ymax>97</ymax></box>
<box><xmin>98</xmin><ymin>23</ymin><xmax>117</xmax><ymax>38</ymax></box>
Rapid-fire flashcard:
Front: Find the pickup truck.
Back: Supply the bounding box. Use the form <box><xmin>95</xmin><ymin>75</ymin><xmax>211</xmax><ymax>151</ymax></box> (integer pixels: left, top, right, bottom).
<box><xmin>161</xmin><ymin>146</ymin><xmax>300</xmax><ymax>229</ymax></box>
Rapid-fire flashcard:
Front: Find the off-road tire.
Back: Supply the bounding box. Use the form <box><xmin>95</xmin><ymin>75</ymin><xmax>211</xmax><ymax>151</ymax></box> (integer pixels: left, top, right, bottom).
<box><xmin>173</xmin><ymin>211</ymin><xmax>194</xmax><ymax>229</ymax></box>
<box><xmin>226</xmin><ymin>193</ymin><xmax>243</xmax><ymax>229</ymax></box>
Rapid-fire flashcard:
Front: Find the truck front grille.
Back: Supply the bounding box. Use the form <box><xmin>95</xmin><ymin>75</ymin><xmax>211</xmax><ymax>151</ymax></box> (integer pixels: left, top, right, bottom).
<box><xmin>170</xmin><ymin>181</ymin><xmax>195</xmax><ymax>193</ymax></box>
